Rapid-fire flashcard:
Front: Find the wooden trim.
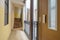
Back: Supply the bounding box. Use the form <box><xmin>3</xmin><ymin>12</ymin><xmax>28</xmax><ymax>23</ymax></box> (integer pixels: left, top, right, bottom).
<box><xmin>30</xmin><ymin>0</ymin><xmax>33</xmax><ymax>40</ymax></box>
<box><xmin>37</xmin><ymin>0</ymin><xmax>39</xmax><ymax>40</ymax></box>
<box><xmin>4</xmin><ymin>0</ymin><xmax>9</xmax><ymax>25</ymax></box>
<box><xmin>38</xmin><ymin>0</ymin><xmax>42</xmax><ymax>40</ymax></box>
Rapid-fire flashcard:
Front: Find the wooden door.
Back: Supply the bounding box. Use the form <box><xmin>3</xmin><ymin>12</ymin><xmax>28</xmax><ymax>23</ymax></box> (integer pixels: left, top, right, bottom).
<box><xmin>38</xmin><ymin>0</ymin><xmax>60</xmax><ymax>40</ymax></box>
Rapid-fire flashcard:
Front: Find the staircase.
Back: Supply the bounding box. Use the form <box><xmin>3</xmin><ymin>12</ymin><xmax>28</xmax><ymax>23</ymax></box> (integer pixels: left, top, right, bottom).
<box><xmin>14</xmin><ymin>18</ymin><xmax>22</xmax><ymax>29</ymax></box>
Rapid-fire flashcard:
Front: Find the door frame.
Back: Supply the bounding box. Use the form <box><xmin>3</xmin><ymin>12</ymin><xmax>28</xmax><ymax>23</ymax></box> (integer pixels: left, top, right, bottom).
<box><xmin>30</xmin><ymin>0</ymin><xmax>33</xmax><ymax>40</ymax></box>
<box><xmin>37</xmin><ymin>0</ymin><xmax>42</xmax><ymax>40</ymax></box>
<box><xmin>30</xmin><ymin>0</ymin><xmax>39</xmax><ymax>40</ymax></box>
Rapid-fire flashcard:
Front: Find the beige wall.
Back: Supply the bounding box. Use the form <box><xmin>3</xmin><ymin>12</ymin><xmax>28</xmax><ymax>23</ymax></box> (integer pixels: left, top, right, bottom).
<box><xmin>0</xmin><ymin>0</ymin><xmax>13</xmax><ymax>40</ymax></box>
<box><xmin>0</xmin><ymin>0</ymin><xmax>24</xmax><ymax>40</ymax></box>
<box><xmin>14</xmin><ymin>7</ymin><xmax>21</xmax><ymax>18</ymax></box>
<box><xmin>10</xmin><ymin>2</ymin><xmax>14</xmax><ymax>29</ymax></box>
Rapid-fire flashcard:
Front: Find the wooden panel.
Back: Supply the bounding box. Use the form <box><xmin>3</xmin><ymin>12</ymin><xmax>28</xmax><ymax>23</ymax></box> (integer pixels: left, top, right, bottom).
<box><xmin>38</xmin><ymin>0</ymin><xmax>42</xmax><ymax>40</ymax></box>
<box><xmin>14</xmin><ymin>18</ymin><xmax>22</xmax><ymax>28</ymax></box>
<box><xmin>38</xmin><ymin>0</ymin><xmax>60</xmax><ymax>40</ymax></box>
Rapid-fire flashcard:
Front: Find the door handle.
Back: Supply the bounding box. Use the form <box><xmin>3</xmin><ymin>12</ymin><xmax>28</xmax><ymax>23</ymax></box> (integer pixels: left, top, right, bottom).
<box><xmin>42</xmin><ymin>15</ymin><xmax>46</xmax><ymax>23</ymax></box>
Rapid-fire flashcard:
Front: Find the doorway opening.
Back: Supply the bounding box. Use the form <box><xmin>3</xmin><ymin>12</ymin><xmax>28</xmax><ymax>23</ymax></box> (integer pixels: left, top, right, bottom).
<box><xmin>14</xmin><ymin>7</ymin><xmax>23</xmax><ymax>30</ymax></box>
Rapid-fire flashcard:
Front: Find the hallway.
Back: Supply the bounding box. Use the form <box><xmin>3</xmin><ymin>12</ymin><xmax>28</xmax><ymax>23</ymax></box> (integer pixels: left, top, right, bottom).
<box><xmin>8</xmin><ymin>30</ymin><xmax>29</xmax><ymax>40</ymax></box>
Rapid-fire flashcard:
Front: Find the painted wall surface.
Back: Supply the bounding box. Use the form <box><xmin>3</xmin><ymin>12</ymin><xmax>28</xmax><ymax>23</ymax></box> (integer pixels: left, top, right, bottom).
<box><xmin>10</xmin><ymin>2</ymin><xmax>14</xmax><ymax>29</ymax></box>
<box><xmin>0</xmin><ymin>0</ymin><xmax>24</xmax><ymax>40</ymax></box>
<box><xmin>14</xmin><ymin>7</ymin><xmax>21</xmax><ymax>18</ymax></box>
<box><xmin>0</xmin><ymin>0</ymin><xmax>12</xmax><ymax>40</ymax></box>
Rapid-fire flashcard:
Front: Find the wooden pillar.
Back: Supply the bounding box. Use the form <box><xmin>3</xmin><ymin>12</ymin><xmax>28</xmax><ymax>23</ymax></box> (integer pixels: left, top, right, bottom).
<box><xmin>30</xmin><ymin>0</ymin><xmax>33</xmax><ymax>40</ymax></box>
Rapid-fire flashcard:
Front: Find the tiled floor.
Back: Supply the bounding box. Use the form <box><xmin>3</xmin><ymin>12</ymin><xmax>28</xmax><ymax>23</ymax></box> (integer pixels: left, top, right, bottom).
<box><xmin>8</xmin><ymin>30</ymin><xmax>29</xmax><ymax>40</ymax></box>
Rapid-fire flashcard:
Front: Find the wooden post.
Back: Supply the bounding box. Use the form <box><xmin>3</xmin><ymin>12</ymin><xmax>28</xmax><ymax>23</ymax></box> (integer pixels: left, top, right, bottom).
<box><xmin>30</xmin><ymin>0</ymin><xmax>33</xmax><ymax>40</ymax></box>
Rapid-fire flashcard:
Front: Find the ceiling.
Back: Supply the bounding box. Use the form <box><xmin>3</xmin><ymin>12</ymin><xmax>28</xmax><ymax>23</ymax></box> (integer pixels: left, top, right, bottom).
<box><xmin>11</xmin><ymin>0</ymin><xmax>25</xmax><ymax>8</ymax></box>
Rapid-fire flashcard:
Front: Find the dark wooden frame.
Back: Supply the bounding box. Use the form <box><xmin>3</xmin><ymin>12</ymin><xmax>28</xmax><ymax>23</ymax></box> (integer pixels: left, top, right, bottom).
<box><xmin>30</xmin><ymin>0</ymin><xmax>33</xmax><ymax>40</ymax></box>
<box><xmin>4</xmin><ymin>0</ymin><xmax>9</xmax><ymax>25</ymax></box>
<box><xmin>37</xmin><ymin>0</ymin><xmax>42</xmax><ymax>40</ymax></box>
<box><xmin>37</xmin><ymin>0</ymin><xmax>39</xmax><ymax>40</ymax></box>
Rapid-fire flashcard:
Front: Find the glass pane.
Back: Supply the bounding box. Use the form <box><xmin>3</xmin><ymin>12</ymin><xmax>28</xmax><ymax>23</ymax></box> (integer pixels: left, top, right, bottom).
<box><xmin>48</xmin><ymin>0</ymin><xmax>57</xmax><ymax>30</ymax></box>
<box><xmin>33</xmin><ymin>0</ymin><xmax>38</xmax><ymax>40</ymax></box>
<box><xmin>23</xmin><ymin>0</ymin><xmax>30</xmax><ymax>38</ymax></box>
